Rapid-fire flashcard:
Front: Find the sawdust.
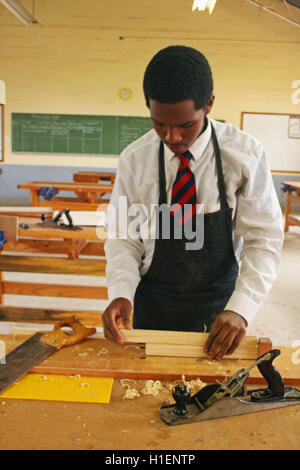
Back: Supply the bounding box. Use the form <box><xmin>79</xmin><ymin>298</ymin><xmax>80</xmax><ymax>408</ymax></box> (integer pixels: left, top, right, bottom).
<box><xmin>97</xmin><ymin>347</ymin><xmax>108</xmax><ymax>356</ymax></box>
<box><xmin>120</xmin><ymin>375</ymin><xmax>207</xmax><ymax>400</ymax></box>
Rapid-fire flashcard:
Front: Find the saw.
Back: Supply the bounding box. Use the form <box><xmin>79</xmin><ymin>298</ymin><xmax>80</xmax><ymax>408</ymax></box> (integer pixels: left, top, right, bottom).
<box><xmin>160</xmin><ymin>349</ymin><xmax>300</xmax><ymax>425</ymax></box>
<box><xmin>0</xmin><ymin>317</ymin><xmax>96</xmax><ymax>394</ymax></box>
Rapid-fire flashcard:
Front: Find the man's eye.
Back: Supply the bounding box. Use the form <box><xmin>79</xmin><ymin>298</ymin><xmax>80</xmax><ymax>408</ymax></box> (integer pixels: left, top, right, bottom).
<box><xmin>181</xmin><ymin>122</ymin><xmax>194</xmax><ymax>128</ymax></box>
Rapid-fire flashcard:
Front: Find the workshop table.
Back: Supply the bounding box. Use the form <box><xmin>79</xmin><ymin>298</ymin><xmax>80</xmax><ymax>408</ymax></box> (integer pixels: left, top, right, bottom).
<box><xmin>0</xmin><ymin>333</ymin><xmax>299</xmax><ymax>450</ymax></box>
<box><xmin>73</xmin><ymin>171</ymin><xmax>116</xmax><ymax>184</ymax></box>
<box><xmin>3</xmin><ymin>222</ymin><xmax>107</xmax><ymax>259</ymax></box>
<box><xmin>18</xmin><ymin>181</ymin><xmax>114</xmax><ymax>211</ymax></box>
<box><xmin>282</xmin><ymin>181</ymin><xmax>300</xmax><ymax>232</ymax></box>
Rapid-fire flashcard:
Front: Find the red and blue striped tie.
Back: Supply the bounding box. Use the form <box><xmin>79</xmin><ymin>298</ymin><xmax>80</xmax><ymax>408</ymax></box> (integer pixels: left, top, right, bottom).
<box><xmin>171</xmin><ymin>151</ymin><xmax>197</xmax><ymax>225</ymax></box>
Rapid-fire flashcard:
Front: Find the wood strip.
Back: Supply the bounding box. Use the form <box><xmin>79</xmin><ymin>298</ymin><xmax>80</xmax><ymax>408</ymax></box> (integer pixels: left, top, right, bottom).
<box><xmin>34</xmin><ymin>200</ymin><xmax>108</xmax><ymax>211</ymax></box>
<box><xmin>2</xmin><ymin>240</ymin><xmax>105</xmax><ymax>257</ymax></box>
<box><xmin>0</xmin><ymin>271</ymin><xmax>3</xmax><ymax>304</ymax></box>
<box><xmin>3</xmin><ymin>281</ymin><xmax>108</xmax><ymax>299</ymax></box>
<box><xmin>0</xmin><ymin>215</ymin><xmax>18</xmax><ymax>242</ymax></box>
<box><xmin>0</xmin><ymin>306</ymin><xmax>103</xmax><ymax>326</ymax></box>
<box><xmin>122</xmin><ymin>328</ymin><xmax>258</xmax><ymax>347</ymax></box>
<box><xmin>146</xmin><ymin>342</ymin><xmax>258</xmax><ymax>360</ymax></box>
<box><xmin>1</xmin><ymin>335</ymin><xmax>298</xmax><ymax>385</ymax></box>
<box><xmin>3</xmin><ymin>239</ymin><xmax>78</xmax><ymax>255</ymax></box>
<box><xmin>18</xmin><ymin>181</ymin><xmax>114</xmax><ymax>192</ymax></box>
<box><xmin>0</xmin><ymin>255</ymin><xmax>106</xmax><ymax>275</ymax></box>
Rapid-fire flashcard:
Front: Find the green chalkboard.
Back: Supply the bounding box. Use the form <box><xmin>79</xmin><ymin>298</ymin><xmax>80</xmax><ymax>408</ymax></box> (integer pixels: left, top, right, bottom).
<box><xmin>12</xmin><ymin>113</ymin><xmax>153</xmax><ymax>155</ymax></box>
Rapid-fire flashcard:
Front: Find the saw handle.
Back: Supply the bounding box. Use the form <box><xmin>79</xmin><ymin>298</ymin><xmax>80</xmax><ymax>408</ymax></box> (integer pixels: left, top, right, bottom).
<box><xmin>41</xmin><ymin>317</ymin><xmax>96</xmax><ymax>349</ymax></box>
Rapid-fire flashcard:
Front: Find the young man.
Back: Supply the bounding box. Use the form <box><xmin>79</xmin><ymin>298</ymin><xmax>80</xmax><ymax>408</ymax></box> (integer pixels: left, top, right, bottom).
<box><xmin>102</xmin><ymin>45</ymin><xmax>283</xmax><ymax>360</ymax></box>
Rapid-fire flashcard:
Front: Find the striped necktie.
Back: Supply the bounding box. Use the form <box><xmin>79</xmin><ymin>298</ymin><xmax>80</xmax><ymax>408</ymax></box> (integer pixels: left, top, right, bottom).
<box><xmin>171</xmin><ymin>151</ymin><xmax>197</xmax><ymax>225</ymax></box>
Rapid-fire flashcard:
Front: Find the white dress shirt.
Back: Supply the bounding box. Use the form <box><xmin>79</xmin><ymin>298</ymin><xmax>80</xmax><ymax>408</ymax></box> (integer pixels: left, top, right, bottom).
<box><xmin>104</xmin><ymin>118</ymin><xmax>284</xmax><ymax>326</ymax></box>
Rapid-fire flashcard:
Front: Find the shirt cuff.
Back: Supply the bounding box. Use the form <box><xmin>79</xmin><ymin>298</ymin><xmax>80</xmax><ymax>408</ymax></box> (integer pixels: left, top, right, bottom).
<box><xmin>224</xmin><ymin>291</ymin><xmax>262</xmax><ymax>326</ymax></box>
<box><xmin>108</xmin><ymin>282</ymin><xmax>136</xmax><ymax>307</ymax></box>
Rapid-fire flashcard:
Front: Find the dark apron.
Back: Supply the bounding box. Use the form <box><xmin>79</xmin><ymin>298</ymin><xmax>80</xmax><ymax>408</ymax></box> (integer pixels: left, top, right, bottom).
<box><xmin>133</xmin><ymin>125</ymin><xmax>239</xmax><ymax>332</ymax></box>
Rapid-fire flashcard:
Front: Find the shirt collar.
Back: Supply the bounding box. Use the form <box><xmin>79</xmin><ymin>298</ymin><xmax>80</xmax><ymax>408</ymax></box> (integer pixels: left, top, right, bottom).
<box><xmin>163</xmin><ymin>118</ymin><xmax>212</xmax><ymax>163</ymax></box>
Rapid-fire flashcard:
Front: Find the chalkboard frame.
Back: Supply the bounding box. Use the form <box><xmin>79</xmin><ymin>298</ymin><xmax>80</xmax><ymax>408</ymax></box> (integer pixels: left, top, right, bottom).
<box><xmin>11</xmin><ymin>112</ymin><xmax>153</xmax><ymax>156</ymax></box>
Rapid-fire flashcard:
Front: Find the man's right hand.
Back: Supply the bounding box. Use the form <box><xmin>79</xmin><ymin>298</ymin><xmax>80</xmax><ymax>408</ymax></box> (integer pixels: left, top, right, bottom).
<box><xmin>102</xmin><ymin>297</ymin><xmax>132</xmax><ymax>344</ymax></box>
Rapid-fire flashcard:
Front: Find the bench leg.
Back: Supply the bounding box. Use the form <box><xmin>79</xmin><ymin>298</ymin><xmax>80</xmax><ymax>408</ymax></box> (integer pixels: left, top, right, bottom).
<box><xmin>0</xmin><ymin>271</ymin><xmax>3</xmax><ymax>305</ymax></box>
<box><xmin>284</xmin><ymin>190</ymin><xmax>292</xmax><ymax>232</ymax></box>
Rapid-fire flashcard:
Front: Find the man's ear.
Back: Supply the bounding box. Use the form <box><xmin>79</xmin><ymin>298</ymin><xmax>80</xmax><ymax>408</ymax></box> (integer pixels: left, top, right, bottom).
<box><xmin>205</xmin><ymin>94</ymin><xmax>215</xmax><ymax>115</ymax></box>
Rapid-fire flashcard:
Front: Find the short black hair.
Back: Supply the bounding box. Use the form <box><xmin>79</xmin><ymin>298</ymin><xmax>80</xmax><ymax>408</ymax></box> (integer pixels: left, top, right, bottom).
<box><xmin>143</xmin><ymin>45</ymin><xmax>213</xmax><ymax>110</ymax></box>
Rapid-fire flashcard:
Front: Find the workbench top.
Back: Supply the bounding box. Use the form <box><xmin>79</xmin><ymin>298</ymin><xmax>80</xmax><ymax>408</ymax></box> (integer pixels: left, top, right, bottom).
<box><xmin>0</xmin><ymin>334</ymin><xmax>299</xmax><ymax>450</ymax></box>
<box><xmin>1</xmin><ymin>379</ymin><xmax>299</xmax><ymax>450</ymax></box>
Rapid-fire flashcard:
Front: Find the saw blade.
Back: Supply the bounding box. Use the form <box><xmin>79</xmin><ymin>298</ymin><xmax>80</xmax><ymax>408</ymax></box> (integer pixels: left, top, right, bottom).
<box><xmin>0</xmin><ymin>333</ymin><xmax>56</xmax><ymax>394</ymax></box>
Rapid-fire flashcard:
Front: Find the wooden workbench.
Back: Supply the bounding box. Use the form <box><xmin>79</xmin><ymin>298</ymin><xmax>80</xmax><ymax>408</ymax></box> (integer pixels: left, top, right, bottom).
<box><xmin>18</xmin><ymin>181</ymin><xmax>113</xmax><ymax>211</ymax></box>
<box><xmin>73</xmin><ymin>170</ymin><xmax>116</xmax><ymax>184</ymax></box>
<box><xmin>2</xmin><ymin>222</ymin><xmax>107</xmax><ymax>259</ymax></box>
<box><xmin>282</xmin><ymin>181</ymin><xmax>300</xmax><ymax>232</ymax></box>
<box><xmin>0</xmin><ymin>333</ymin><xmax>299</xmax><ymax>450</ymax></box>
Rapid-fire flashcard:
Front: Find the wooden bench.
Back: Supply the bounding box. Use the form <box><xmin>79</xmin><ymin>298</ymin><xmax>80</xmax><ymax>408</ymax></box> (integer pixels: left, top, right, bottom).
<box><xmin>282</xmin><ymin>181</ymin><xmax>300</xmax><ymax>232</ymax></box>
<box><xmin>13</xmin><ymin>223</ymin><xmax>107</xmax><ymax>259</ymax></box>
<box><xmin>18</xmin><ymin>181</ymin><xmax>114</xmax><ymax>211</ymax></box>
<box><xmin>0</xmin><ymin>254</ymin><xmax>107</xmax><ymax>327</ymax></box>
<box><xmin>73</xmin><ymin>171</ymin><xmax>116</xmax><ymax>184</ymax></box>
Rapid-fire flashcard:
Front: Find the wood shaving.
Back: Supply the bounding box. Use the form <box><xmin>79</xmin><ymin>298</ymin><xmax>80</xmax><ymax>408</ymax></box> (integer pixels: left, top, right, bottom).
<box><xmin>69</xmin><ymin>374</ymin><xmax>81</xmax><ymax>379</ymax></box>
<box><xmin>81</xmin><ymin>383</ymin><xmax>90</xmax><ymax>388</ymax></box>
<box><xmin>97</xmin><ymin>348</ymin><xmax>108</xmax><ymax>356</ymax></box>
<box><xmin>181</xmin><ymin>375</ymin><xmax>206</xmax><ymax>392</ymax></box>
<box><xmin>78</xmin><ymin>352</ymin><xmax>89</xmax><ymax>357</ymax></box>
<box><xmin>120</xmin><ymin>379</ymin><xmax>140</xmax><ymax>400</ymax></box>
<box><xmin>124</xmin><ymin>345</ymin><xmax>142</xmax><ymax>350</ymax></box>
<box><xmin>141</xmin><ymin>380</ymin><xmax>163</xmax><ymax>396</ymax></box>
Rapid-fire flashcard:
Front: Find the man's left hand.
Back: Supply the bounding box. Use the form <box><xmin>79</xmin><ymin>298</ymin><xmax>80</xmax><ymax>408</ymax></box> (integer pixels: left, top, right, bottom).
<box><xmin>203</xmin><ymin>310</ymin><xmax>247</xmax><ymax>360</ymax></box>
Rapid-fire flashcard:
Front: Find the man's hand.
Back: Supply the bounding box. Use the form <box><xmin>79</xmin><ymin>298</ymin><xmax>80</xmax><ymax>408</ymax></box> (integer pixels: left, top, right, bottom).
<box><xmin>204</xmin><ymin>310</ymin><xmax>247</xmax><ymax>360</ymax></box>
<box><xmin>102</xmin><ymin>297</ymin><xmax>132</xmax><ymax>344</ymax></box>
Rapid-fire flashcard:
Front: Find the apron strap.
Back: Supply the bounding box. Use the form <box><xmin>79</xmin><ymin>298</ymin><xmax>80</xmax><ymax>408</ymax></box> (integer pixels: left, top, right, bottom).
<box><xmin>210</xmin><ymin>124</ymin><xmax>229</xmax><ymax>210</ymax></box>
<box><xmin>158</xmin><ymin>140</ymin><xmax>167</xmax><ymax>205</ymax></box>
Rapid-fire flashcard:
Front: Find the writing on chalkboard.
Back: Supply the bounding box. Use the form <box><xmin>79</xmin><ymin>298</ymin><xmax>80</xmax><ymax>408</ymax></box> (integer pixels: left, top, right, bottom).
<box><xmin>12</xmin><ymin>113</ymin><xmax>153</xmax><ymax>155</ymax></box>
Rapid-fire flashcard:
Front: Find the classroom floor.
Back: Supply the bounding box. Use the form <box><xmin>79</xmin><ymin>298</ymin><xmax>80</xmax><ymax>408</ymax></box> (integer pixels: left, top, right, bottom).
<box><xmin>1</xmin><ymin>212</ymin><xmax>300</xmax><ymax>347</ymax></box>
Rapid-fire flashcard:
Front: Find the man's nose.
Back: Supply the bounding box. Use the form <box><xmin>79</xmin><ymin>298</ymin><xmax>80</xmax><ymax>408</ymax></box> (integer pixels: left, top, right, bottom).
<box><xmin>165</xmin><ymin>127</ymin><xmax>183</xmax><ymax>143</ymax></box>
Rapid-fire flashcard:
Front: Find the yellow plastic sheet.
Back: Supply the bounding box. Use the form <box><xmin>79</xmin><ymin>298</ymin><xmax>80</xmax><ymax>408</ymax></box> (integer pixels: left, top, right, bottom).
<box><xmin>0</xmin><ymin>373</ymin><xmax>114</xmax><ymax>404</ymax></box>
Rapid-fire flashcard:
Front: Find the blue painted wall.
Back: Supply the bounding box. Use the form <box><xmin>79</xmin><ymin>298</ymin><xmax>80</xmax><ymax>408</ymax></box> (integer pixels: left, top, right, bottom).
<box><xmin>0</xmin><ymin>163</ymin><xmax>298</xmax><ymax>211</ymax></box>
<box><xmin>0</xmin><ymin>164</ymin><xmax>116</xmax><ymax>203</ymax></box>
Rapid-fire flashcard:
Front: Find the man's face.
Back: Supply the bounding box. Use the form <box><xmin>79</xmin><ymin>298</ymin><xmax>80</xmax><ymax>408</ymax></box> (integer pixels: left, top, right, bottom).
<box><xmin>149</xmin><ymin>97</ymin><xmax>214</xmax><ymax>155</ymax></box>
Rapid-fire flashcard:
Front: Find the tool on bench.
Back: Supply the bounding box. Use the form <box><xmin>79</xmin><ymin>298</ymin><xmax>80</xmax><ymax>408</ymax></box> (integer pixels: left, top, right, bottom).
<box><xmin>160</xmin><ymin>349</ymin><xmax>300</xmax><ymax>425</ymax></box>
<box><xmin>0</xmin><ymin>317</ymin><xmax>96</xmax><ymax>394</ymax></box>
<box><xmin>0</xmin><ymin>230</ymin><xmax>6</xmax><ymax>248</ymax></box>
<box><xmin>38</xmin><ymin>208</ymin><xmax>82</xmax><ymax>231</ymax></box>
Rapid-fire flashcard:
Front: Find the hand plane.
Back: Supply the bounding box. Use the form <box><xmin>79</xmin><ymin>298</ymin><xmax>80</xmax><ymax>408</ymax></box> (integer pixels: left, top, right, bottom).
<box><xmin>37</xmin><ymin>209</ymin><xmax>82</xmax><ymax>231</ymax></box>
<box><xmin>160</xmin><ymin>349</ymin><xmax>300</xmax><ymax>425</ymax></box>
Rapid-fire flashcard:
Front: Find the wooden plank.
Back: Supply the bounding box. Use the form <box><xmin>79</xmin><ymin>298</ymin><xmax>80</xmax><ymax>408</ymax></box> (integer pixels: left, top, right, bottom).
<box><xmin>2</xmin><ymin>239</ymin><xmax>105</xmax><ymax>257</ymax></box>
<box><xmin>0</xmin><ymin>271</ymin><xmax>3</xmax><ymax>304</ymax></box>
<box><xmin>122</xmin><ymin>328</ymin><xmax>257</xmax><ymax>347</ymax></box>
<box><xmin>0</xmin><ymin>306</ymin><xmax>103</xmax><ymax>326</ymax></box>
<box><xmin>32</xmin><ymin>199</ymin><xmax>109</xmax><ymax>211</ymax></box>
<box><xmin>1</xmin><ymin>335</ymin><xmax>298</xmax><ymax>385</ymax></box>
<box><xmin>123</xmin><ymin>329</ymin><xmax>260</xmax><ymax>360</ymax></box>
<box><xmin>18</xmin><ymin>225</ymin><xmax>106</xmax><ymax>241</ymax></box>
<box><xmin>18</xmin><ymin>181</ymin><xmax>114</xmax><ymax>192</ymax></box>
<box><xmin>0</xmin><ymin>207</ymin><xmax>53</xmax><ymax>219</ymax></box>
<box><xmin>2</xmin><ymin>281</ymin><xmax>108</xmax><ymax>299</ymax></box>
<box><xmin>73</xmin><ymin>171</ymin><xmax>116</xmax><ymax>184</ymax></box>
<box><xmin>0</xmin><ymin>255</ymin><xmax>106</xmax><ymax>275</ymax></box>
<box><xmin>146</xmin><ymin>342</ymin><xmax>258</xmax><ymax>360</ymax></box>
<box><xmin>0</xmin><ymin>215</ymin><xmax>18</xmax><ymax>242</ymax></box>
